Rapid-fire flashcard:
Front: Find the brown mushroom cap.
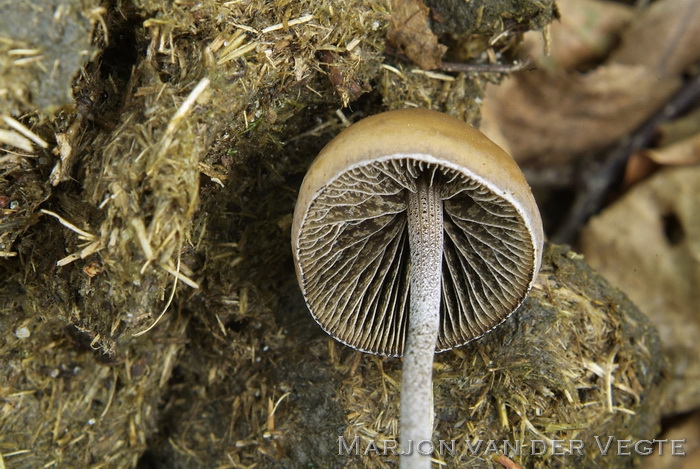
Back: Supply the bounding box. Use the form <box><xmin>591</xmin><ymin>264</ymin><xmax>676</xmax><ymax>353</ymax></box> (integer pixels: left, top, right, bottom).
<box><xmin>292</xmin><ymin>109</ymin><xmax>543</xmax><ymax>356</ymax></box>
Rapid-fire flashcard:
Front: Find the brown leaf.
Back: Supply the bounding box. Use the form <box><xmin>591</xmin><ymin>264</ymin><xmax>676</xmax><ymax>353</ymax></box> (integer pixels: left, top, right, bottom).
<box><xmin>482</xmin><ymin>0</ymin><xmax>700</xmax><ymax>166</ymax></box>
<box><xmin>626</xmin><ymin>123</ymin><xmax>700</xmax><ymax>187</ymax></box>
<box><xmin>484</xmin><ymin>64</ymin><xmax>678</xmax><ymax>164</ymax></box>
<box><xmin>387</xmin><ymin>0</ymin><xmax>446</xmax><ymax>70</ymax></box>
<box><xmin>321</xmin><ymin>51</ymin><xmax>368</xmax><ymax>106</ymax></box>
<box><xmin>643</xmin><ymin>133</ymin><xmax>700</xmax><ymax>165</ymax></box>
<box><xmin>611</xmin><ymin>0</ymin><xmax>700</xmax><ymax>76</ymax></box>
<box><xmin>622</xmin><ymin>152</ymin><xmax>659</xmax><ymax>187</ymax></box>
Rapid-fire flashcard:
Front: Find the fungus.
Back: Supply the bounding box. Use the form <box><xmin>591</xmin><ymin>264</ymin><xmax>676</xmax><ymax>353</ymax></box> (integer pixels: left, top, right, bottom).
<box><xmin>292</xmin><ymin>109</ymin><xmax>543</xmax><ymax>468</ymax></box>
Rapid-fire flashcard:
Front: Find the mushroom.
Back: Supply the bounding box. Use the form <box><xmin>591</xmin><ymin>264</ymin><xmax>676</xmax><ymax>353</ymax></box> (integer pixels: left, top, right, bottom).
<box><xmin>292</xmin><ymin>109</ymin><xmax>543</xmax><ymax>468</ymax></box>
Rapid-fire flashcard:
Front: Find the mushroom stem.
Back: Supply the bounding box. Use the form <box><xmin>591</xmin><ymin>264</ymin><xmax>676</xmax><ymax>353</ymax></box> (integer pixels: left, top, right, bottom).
<box><xmin>401</xmin><ymin>175</ymin><xmax>444</xmax><ymax>469</ymax></box>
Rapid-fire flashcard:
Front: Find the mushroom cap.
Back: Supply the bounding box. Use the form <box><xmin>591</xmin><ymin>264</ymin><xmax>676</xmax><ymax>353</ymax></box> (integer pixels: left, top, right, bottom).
<box><xmin>292</xmin><ymin>109</ymin><xmax>544</xmax><ymax>356</ymax></box>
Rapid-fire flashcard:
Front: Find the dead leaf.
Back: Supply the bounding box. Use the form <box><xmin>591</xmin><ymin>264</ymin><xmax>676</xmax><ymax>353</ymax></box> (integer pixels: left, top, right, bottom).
<box><xmin>321</xmin><ymin>51</ymin><xmax>368</xmax><ymax>107</ymax></box>
<box><xmin>625</xmin><ymin>130</ymin><xmax>700</xmax><ymax>186</ymax></box>
<box><xmin>611</xmin><ymin>0</ymin><xmax>700</xmax><ymax>76</ymax></box>
<box><xmin>622</xmin><ymin>152</ymin><xmax>659</xmax><ymax>187</ymax></box>
<box><xmin>643</xmin><ymin>133</ymin><xmax>700</xmax><ymax>165</ymax></box>
<box><xmin>482</xmin><ymin>0</ymin><xmax>700</xmax><ymax>165</ymax></box>
<box><xmin>484</xmin><ymin>64</ymin><xmax>677</xmax><ymax>164</ymax></box>
<box><xmin>580</xmin><ymin>166</ymin><xmax>700</xmax><ymax>415</ymax></box>
<box><xmin>387</xmin><ymin>0</ymin><xmax>446</xmax><ymax>70</ymax></box>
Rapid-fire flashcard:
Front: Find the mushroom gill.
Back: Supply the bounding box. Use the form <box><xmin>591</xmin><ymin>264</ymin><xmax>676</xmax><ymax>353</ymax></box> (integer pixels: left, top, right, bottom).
<box><xmin>296</xmin><ymin>157</ymin><xmax>536</xmax><ymax>356</ymax></box>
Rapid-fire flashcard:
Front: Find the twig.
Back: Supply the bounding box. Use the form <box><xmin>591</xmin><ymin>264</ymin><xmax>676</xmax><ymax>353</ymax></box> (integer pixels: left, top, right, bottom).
<box><xmin>552</xmin><ymin>69</ymin><xmax>700</xmax><ymax>244</ymax></box>
<box><xmin>440</xmin><ymin>59</ymin><xmax>534</xmax><ymax>74</ymax></box>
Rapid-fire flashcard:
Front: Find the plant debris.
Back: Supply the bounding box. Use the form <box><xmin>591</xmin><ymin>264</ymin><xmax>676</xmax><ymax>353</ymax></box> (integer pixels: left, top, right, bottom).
<box><xmin>387</xmin><ymin>0</ymin><xmax>446</xmax><ymax>70</ymax></box>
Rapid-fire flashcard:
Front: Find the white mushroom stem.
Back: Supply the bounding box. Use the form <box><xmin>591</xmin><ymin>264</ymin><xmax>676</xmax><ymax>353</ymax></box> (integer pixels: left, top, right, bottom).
<box><xmin>401</xmin><ymin>175</ymin><xmax>443</xmax><ymax>469</ymax></box>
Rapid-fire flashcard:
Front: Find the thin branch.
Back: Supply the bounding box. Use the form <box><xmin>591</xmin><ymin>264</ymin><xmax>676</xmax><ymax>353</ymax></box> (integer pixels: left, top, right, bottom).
<box><xmin>439</xmin><ymin>59</ymin><xmax>534</xmax><ymax>74</ymax></box>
